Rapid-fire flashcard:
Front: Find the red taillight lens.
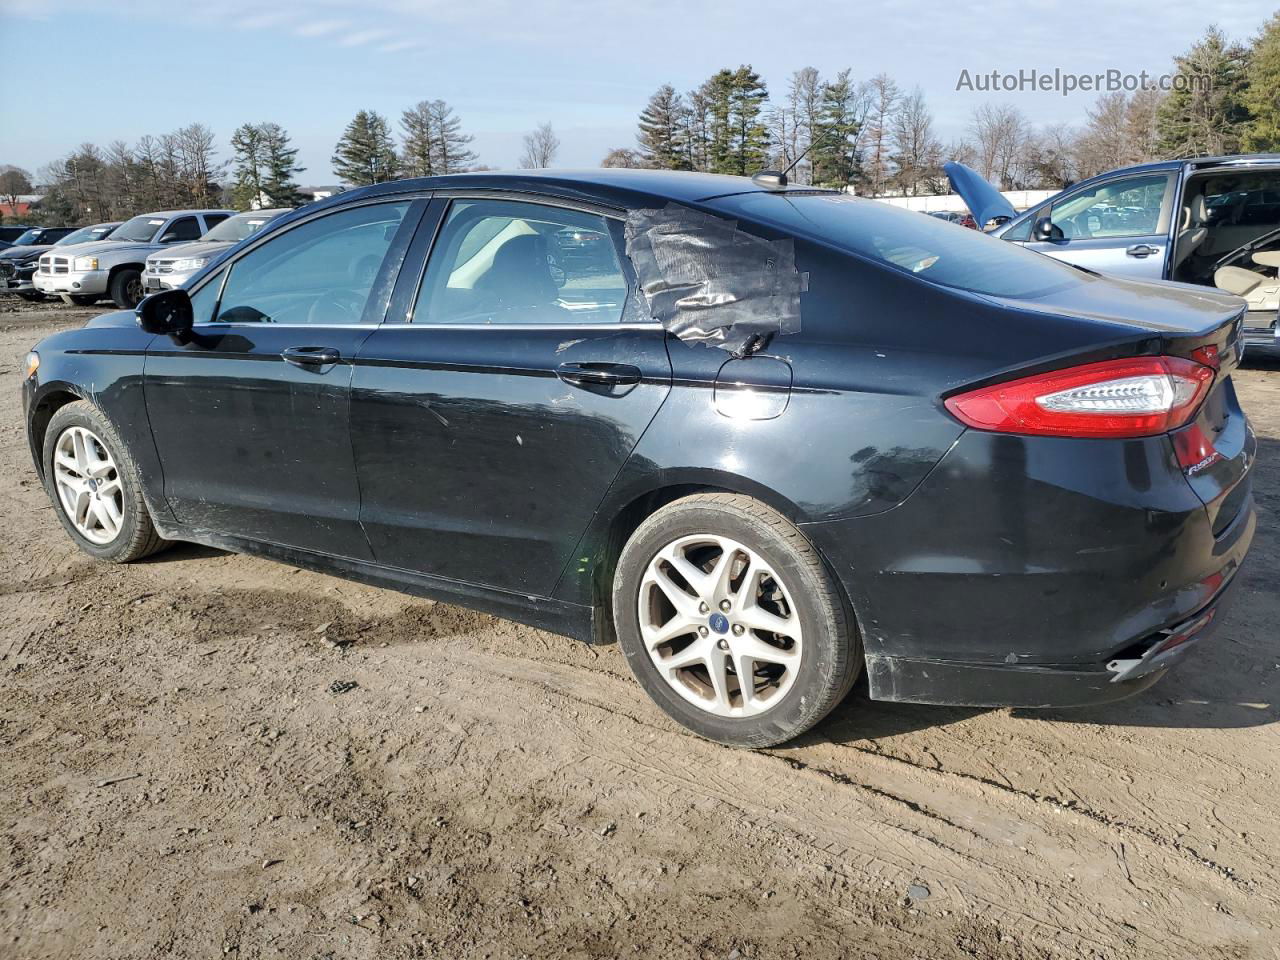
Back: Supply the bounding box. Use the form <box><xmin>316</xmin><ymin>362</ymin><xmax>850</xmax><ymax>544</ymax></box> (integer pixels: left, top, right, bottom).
<box><xmin>944</xmin><ymin>356</ymin><xmax>1215</xmax><ymax>439</ymax></box>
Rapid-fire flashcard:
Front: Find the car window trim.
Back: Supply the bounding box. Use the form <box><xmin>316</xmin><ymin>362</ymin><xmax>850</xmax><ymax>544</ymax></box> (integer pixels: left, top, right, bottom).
<box><xmin>389</xmin><ymin>192</ymin><xmax>656</xmax><ymax>329</ymax></box>
<box><xmin>191</xmin><ymin>196</ymin><xmax>430</xmax><ymax>328</ymax></box>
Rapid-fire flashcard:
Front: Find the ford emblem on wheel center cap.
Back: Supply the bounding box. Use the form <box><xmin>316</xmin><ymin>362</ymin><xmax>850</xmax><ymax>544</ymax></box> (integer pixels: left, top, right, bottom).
<box><xmin>708</xmin><ymin>613</ymin><xmax>730</xmax><ymax>634</ymax></box>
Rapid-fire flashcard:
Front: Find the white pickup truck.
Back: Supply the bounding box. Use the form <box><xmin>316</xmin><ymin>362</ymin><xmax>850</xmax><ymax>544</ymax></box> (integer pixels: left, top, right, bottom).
<box><xmin>35</xmin><ymin>209</ymin><xmax>232</xmax><ymax>308</ymax></box>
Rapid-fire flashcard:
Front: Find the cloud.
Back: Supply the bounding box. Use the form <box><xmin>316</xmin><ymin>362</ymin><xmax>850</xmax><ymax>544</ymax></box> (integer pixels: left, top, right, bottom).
<box><xmin>338</xmin><ymin>28</ymin><xmax>393</xmax><ymax>47</ymax></box>
<box><xmin>379</xmin><ymin>39</ymin><xmax>423</xmax><ymax>53</ymax></box>
<box><xmin>293</xmin><ymin>18</ymin><xmax>349</xmax><ymax>38</ymax></box>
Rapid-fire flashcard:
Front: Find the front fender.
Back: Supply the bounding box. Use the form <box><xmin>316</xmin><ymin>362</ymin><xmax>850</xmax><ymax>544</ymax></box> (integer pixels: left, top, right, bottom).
<box><xmin>24</xmin><ymin>324</ymin><xmax>173</xmax><ymax>522</ymax></box>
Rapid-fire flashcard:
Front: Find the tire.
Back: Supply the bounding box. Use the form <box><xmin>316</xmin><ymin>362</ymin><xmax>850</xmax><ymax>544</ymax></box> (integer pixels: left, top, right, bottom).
<box><xmin>18</xmin><ymin>291</ymin><xmax>45</xmax><ymax>302</ymax></box>
<box><xmin>42</xmin><ymin>401</ymin><xmax>167</xmax><ymax>563</ymax></box>
<box><xmin>612</xmin><ymin>493</ymin><xmax>860</xmax><ymax>747</ymax></box>
<box><xmin>66</xmin><ymin>294</ymin><xmax>99</xmax><ymax>306</ymax></box>
<box><xmin>109</xmin><ymin>268</ymin><xmax>143</xmax><ymax>309</ymax></box>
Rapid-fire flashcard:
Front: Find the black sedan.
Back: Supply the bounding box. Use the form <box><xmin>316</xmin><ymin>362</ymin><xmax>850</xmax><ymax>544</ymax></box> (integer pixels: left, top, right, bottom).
<box><xmin>22</xmin><ymin>170</ymin><xmax>1256</xmax><ymax>747</ymax></box>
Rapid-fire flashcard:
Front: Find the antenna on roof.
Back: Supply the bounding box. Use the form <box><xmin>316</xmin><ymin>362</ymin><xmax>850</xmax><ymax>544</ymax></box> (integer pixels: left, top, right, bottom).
<box><xmin>750</xmin><ymin>130</ymin><xmax>842</xmax><ymax>190</ymax></box>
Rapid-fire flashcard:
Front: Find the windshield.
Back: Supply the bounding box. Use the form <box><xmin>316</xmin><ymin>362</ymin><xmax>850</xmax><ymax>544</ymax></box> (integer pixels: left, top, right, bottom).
<box><xmin>9</xmin><ymin>229</ymin><xmax>46</xmax><ymax>246</ymax></box>
<box><xmin>109</xmin><ymin>215</ymin><xmax>167</xmax><ymax>243</ymax></box>
<box><xmin>721</xmin><ymin>193</ymin><xmax>1086</xmax><ymax>299</ymax></box>
<box><xmin>57</xmin><ymin>225</ymin><xmax>117</xmax><ymax>246</ymax></box>
<box><xmin>203</xmin><ymin>211</ymin><xmax>280</xmax><ymax>243</ymax></box>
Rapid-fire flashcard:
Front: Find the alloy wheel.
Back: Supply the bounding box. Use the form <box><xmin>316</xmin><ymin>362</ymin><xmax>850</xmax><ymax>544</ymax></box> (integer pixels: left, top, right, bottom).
<box><xmin>638</xmin><ymin>534</ymin><xmax>803</xmax><ymax>718</ymax></box>
<box><xmin>53</xmin><ymin>426</ymin><xmax>124</xmax><ymax>544</ymax></box>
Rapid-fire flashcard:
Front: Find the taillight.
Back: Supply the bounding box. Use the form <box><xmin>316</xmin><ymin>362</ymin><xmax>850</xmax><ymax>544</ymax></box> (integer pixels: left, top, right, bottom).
<box><xmin>944</xmin><ymin>356</ymin><xmax>1215</xmax><ymax>439</ymax></box>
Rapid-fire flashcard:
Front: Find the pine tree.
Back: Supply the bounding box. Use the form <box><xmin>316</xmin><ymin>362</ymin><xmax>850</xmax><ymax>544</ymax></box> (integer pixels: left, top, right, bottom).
<box><xmin>637</xmin><ymin>85</ymin><xmax>687</xmax><ymax>169</ymax></box>
<box><xmin>1156</xmin><ymin>26</ymin><xmax>1251</xmax><ymax>158</ymax></box>
<box><xmin>1243</xmin><ymin>12</ymin><xmax>1280</xmax><ymax>150</ymax></box>
<box><xmin>400</xmin><ymin>102</ymin><xmax>436</xmax><ymax>177</ymax></box>
<box><xmin>811</xmin><ymin>70</ymin><xmax>864</xmax><ymax>188</ymax></box>
<box><xmin>699</xmin><ymin>66</ymin><xmax>770</xmax><ymax>176</ymax></box>
<box><xmin>260</xmin><ymin>123</ymin><xmax>304</xmax><ymax>206</ymax></box>
<box><xmin>230</xmin><ymin>123</ymin><xmax>266</xmax><ymax>210</ymax></box>
<box><xmin>429</xmin><ymin>100</ymin><xmax>477</xmax><ymax>174</ymax></box>
<box><xmin>332</xmin><ymin>110</ymin><xmax>399</xmax><ymax>186</ymax></box>
<box><xmin>400</xmin><ymin>100</ymin><xmax>477</xmax><ymax>177</ymax></box>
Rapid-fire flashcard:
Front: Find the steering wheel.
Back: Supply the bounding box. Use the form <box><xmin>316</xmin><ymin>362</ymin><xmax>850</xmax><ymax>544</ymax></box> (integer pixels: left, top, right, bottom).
<box><xmin>306</xmin><ymin>288</ymin><xmax>365</xmax><ymax>325</ymax></box>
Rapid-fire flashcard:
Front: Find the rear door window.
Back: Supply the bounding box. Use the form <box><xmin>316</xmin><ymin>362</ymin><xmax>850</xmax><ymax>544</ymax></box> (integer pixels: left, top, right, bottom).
<box><xmin>412</xmin><ymin>198</ymin><xmax>629</xmax><ymax>325</ymax></box>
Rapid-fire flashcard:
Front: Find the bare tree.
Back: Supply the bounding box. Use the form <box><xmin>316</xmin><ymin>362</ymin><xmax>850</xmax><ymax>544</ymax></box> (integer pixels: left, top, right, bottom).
<box><xmin>864</xmin><ymin>73</ymin><xmax>900</xmax><ymax>196</ymax></box>
<box><xmin>889</xmin><ymin>88</ymin><xmax>941</xmax><ymax>196</ymax></box>
<box><xmin>0</xmin><ymin>166</ymin><xmax>33</xmax><ymax>212</ymax></box>
<box><xmin>520</xmin><ymin>122</ymin><xmax>560</xmax><ymax>169</ymax></box>
<box><xmin>601</xmin><ymin>147</ymin><xmax>644</xmax><ymax>168</ymax></box>
<box><xmin>969</xmin><ymin>103</ymin><xmax>1030</xmax><ymax>189</ymax></box>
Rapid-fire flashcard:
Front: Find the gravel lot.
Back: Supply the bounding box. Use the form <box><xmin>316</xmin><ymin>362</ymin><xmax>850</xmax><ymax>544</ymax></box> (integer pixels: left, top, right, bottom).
<box><xmin>1</xmin><ymin>298</ymin><xmax>1278</xmax><ymax>960</ymax></box>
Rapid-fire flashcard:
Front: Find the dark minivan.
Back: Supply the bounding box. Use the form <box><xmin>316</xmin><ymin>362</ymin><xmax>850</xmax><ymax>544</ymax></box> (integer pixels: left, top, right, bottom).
<box><xmin>23</xmin><ymin>170</ymin><xmax>1255</xmax><ymax>746</ymax></box>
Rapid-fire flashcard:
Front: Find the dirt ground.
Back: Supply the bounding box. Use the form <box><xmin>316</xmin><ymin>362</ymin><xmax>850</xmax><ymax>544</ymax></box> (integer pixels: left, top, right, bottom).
<box><xmin>0</xmin><ymin>297</ymin><xmax>1277</xmax><ymax>960</ymax></box>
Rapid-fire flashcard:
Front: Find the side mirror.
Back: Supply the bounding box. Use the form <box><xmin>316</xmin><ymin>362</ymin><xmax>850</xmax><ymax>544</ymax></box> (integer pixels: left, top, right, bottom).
<box><xmin>136</xmin><ymin>288</ymin><xmax>193</xmax><ymax>336</ymax></box>
<box><xmin>159</xmin><ymin>233</ymin><xmax>181</xmax><ymax>243</ymax></box>
<box><xmin>1033</xmin><ymin>216</ymin><xmax>1064</xmax><ymax>242</ymax></box>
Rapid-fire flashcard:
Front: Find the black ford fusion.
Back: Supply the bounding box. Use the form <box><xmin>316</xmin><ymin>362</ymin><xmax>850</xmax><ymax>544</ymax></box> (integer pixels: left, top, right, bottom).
<box><xmin>22</xmin><ymin>170</ymin><xmax>1256</xmax><ymax>747</ymax></box>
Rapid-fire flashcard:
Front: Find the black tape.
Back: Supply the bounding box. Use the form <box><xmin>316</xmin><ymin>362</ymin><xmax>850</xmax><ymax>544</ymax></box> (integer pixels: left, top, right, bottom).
<box><xmin>623</xmin><ymin>203</ymin><xmax>807</xmax><ymax>353</ymax></box>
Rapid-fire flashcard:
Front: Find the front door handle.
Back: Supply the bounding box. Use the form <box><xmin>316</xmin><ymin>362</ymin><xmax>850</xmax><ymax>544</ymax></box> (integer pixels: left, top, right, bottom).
<box><xmin>283</xmin><ymin>346</ymin><xmax>341</xmax><ymax>368</ymax></box>
<box><xmin>1126</xmin><ymin>244</ymin><xmax>1159</xmax><ymax>258</ymax></box>
<box><xmin>556</xmin><ymin>361</ymin><xmax>642</xmax><ymax>387</ymax></box>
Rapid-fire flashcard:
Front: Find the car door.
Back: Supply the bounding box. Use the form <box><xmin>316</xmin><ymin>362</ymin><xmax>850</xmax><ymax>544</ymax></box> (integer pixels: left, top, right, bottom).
<box><xmin>350</xmin><ymin>195</ymin><xmax>673</xmax><ymax>595</ymax></box>
<box><xmin>1016</xmin><ymin>172</ymin><xmax>1175</xmax><ymax>280</ymax></box>
<box><xmin>144</xmin><ymin>198</ymin><xmax>424</xmax><ymax>558</ymax></box>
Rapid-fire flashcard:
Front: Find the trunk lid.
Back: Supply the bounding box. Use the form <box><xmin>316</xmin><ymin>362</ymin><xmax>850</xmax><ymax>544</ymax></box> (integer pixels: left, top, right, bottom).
<box><xmin>943</xmin><ymin>161</ymin><xmax>1018</xmax><ymax>229</ymax></box>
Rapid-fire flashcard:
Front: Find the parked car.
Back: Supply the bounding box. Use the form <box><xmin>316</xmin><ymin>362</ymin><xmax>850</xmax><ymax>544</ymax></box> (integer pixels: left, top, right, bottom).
<box><xmin>946</xmin><ymin>155</ymin><xmax>1280</xmax><ymax>356</ymax></box>
<box><xmin>143</xmin><ymin>209</ymin><xmax>292</xmax><ymax>293</ymax></box>
<box><xmin>0</xmin><ymin>225</ymin><xmax>35</xmax><ymax>246</ymax></box>
<box><xmin>0</xmin><ymin>225</ymin><xmax>78</xmax><ymax>253</ymax></box>
<box><xmin>0</xmin><ymin>223</ymin><xmax>120</xmax><ymax>301</ymax></box>
<box><xmin>23</xmin><ymin>170</ymin><xmax>1255</xmax><ymax>747</ymax></box>
<box><xmin>34</xmin><ymin>209</ymin><xmax>233</xmax><ymax>308</ymax></box>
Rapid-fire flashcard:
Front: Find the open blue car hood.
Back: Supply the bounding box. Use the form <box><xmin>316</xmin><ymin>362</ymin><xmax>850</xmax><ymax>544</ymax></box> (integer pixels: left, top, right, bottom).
<box><xmin>944</xmin><ymin>161</ymin><xmax>1018</xmax><ymax>229</ymax></box>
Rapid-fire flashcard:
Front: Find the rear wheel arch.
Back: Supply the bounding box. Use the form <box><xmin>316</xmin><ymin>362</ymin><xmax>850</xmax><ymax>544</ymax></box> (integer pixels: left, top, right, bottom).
<box><xmin>584</xmin><ymin>475</ymin><xmax>859</xmax><ymax>646</ymax></box>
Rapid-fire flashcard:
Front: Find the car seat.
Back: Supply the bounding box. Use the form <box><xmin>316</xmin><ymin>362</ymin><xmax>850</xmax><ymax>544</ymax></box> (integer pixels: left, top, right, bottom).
<box><xmin>1214</xmin><ymin>250</ymin><xmax>1280</xmax><ymax>313</ymax></box>
<box><xmin>1173</xmin><ymin>195</ymin><xmax>1209</xmax><ymax>273</ymax></box>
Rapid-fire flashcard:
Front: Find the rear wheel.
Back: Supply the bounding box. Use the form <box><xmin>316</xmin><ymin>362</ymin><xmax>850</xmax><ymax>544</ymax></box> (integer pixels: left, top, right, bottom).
<box><xmin>109</xmin><ymin>269</ymin><xmax>143</xmax><ymax>309</ymax></box>
<box><xmin>42</xmin><ymin>401</ymin><xmax>167</xmax><ymax>563</ymax></box>
<box><xmin>612</xmin><ymin>493</ymin><xmax>860</xmax><ymax>747</ymax></box>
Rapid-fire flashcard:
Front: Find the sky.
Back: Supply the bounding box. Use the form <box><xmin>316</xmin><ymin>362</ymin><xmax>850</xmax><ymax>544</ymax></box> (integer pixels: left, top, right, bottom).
<box><xmin>0</xmin><ymin>0</ymin><xmax>1274</xmax><ymax>184</ymax></box>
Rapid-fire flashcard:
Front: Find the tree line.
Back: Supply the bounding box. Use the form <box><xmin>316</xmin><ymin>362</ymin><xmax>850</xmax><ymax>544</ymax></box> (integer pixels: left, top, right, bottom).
<box><xmin>5</xmin><ymin>14</ymin><xmax>1278</xmax><ymax>227</ymax></box>
<box><xmin>605</xmin><ymin>18</ymin><xmax>1280</xmax><ymax>194</ymax></box>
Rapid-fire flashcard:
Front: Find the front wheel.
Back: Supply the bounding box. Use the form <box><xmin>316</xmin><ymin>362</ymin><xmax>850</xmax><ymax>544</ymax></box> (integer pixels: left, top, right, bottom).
<box><xmin>66</xmin><ymin>294</ymin><xmax>99</xmax><ymax>306</ymax></box>
<box><xmin>612</xmin><ymin>493</ymin><xmax>860</xmax><ymax>747</ymax></box>
<box><xmin>109</xmin><ymin>269</ymin><xmax>143</xmax><ymax>309</ymax></box>
<box><xmin>42</xmin><ymin>401</ymin><xmax>167</xmax><ymax>563</ymax></box>
<box><xmin>18</xmin><ymin>291</ymin><xmax>45</xmax><ymax>302</ymax></box>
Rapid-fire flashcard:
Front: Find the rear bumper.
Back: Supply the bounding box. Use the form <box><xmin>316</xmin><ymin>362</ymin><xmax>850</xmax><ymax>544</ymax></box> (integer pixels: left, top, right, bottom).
<box><xmin>803</xmin><ymin>426</ymin><xmax>1256</xmax><ymax>707</ymax></box>
<box><xmin>862</xmin><ymin>561</ymin><xmax>1244</xmax><ymax>707</ymax></box>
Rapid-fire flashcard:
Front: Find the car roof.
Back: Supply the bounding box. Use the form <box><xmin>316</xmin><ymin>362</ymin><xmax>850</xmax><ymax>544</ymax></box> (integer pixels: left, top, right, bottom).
<box><xmin>128</xmin><ymin>209</ymin><xmax>236</xmax><ymax>218</ymax></box>
<box><xmin>319</xmin><ymin>169</ymin><xmax>834</xmax><ymax>212</ymax></box>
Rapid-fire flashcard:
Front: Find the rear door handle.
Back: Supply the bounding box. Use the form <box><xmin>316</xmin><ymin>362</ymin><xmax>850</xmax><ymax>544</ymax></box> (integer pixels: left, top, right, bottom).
<box><xmin>1126</xmin><ymin>244</ymin><xmax>1159</xmax><ymax>258</ymax></box>
<box><xmin>556</xmin><ymin>361</ymin><xmax>642</xmax><ymax>387</ymax></box>
<box><xmin>283</xmin><ymin>346</ymin><xmax>341</xmax><ymax>368</ymax></box>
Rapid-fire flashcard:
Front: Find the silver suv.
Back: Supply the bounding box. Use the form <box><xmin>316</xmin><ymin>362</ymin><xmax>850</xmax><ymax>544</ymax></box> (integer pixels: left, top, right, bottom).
<box><xmin>143</xmin><ymin>209</ymin><xmax>292</xmax><ymax>293</ymax></box>
<box><xmin>35</xmin><ymin>209</ymin><xmax>233</xmax><ymax>308</ymax></box>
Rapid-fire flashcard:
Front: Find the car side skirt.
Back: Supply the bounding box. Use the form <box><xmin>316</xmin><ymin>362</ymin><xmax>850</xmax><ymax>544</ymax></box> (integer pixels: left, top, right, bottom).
<box><xmin>154</xmin><ymin>522</ymin><xmax>597</xmax><ymax>644</ymax></box>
